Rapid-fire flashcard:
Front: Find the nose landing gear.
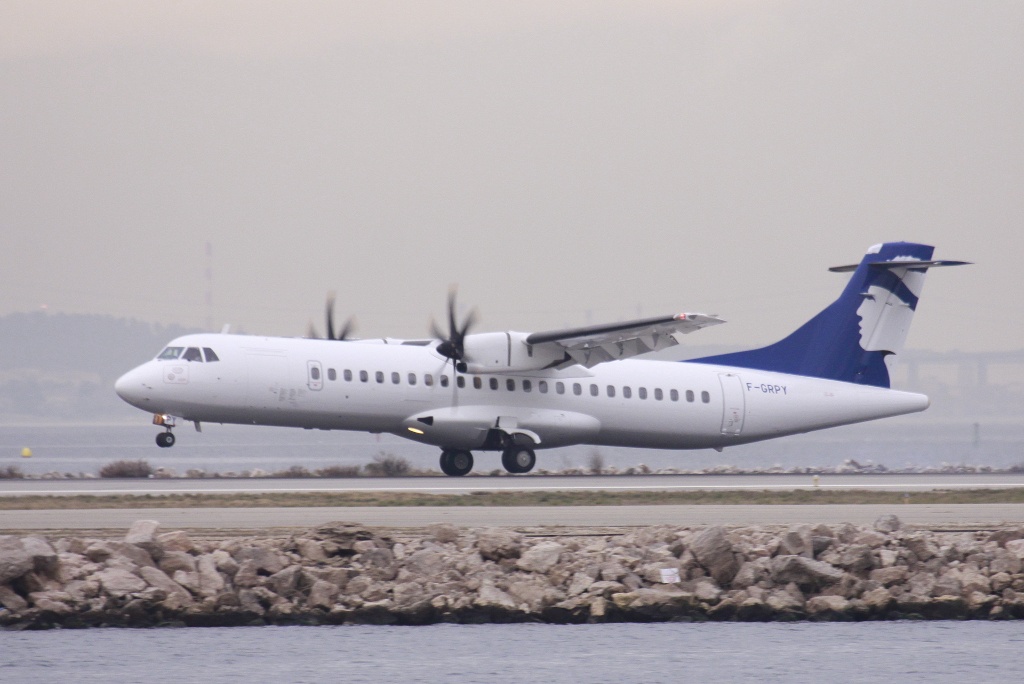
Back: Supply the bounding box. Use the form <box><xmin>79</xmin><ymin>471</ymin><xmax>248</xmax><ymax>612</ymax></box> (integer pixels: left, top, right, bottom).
<box><xmin>153</xmin><ymin>414</ymin><xmax>176</xmax><ymax>448</ymax></box>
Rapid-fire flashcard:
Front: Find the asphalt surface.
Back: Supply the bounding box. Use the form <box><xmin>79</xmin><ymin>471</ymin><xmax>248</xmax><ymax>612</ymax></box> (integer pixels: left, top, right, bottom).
<box><xmin>3</xmin><ymin>504</ymin><xmax>1023</xmax><ymax>532</ymax></box>
<box><xmin>3</xmin><ymin>472</ymin><xmax>1024</xmax><ymax>497</ymax></box>
<box><xmin>4</xmin><ymin>473</ymin><xmax>1023</xmax><ymax>533</ymax></box>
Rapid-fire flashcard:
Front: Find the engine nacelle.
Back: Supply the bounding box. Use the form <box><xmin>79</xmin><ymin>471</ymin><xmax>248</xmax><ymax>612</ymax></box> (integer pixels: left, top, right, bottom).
<box><xmin>462</xmin><ymin>332</ymin><xmax>567</xmax><ymax>373</ymax></box>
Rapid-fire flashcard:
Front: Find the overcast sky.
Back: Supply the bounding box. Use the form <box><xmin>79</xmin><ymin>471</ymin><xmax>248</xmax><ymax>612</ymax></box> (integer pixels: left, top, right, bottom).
<box><xmin>1</xmin><ymin>1</ymin><xmax>1021</xmax><ymax>352</ymax></box>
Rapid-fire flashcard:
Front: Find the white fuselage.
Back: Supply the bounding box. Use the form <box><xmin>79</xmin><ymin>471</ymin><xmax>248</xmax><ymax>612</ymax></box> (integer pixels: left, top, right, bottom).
<box><xmin>115</xmin><ymin>333</ymin><xmax>930</xmax><ymax>453</ymax></box>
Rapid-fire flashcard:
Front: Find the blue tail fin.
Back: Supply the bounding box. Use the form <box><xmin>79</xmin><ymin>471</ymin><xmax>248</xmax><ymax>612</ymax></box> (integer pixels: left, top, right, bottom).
<box><xmin>690</xmin><ymin>242</ymin><xmax>967</xmax><ymax>388</ymax></box>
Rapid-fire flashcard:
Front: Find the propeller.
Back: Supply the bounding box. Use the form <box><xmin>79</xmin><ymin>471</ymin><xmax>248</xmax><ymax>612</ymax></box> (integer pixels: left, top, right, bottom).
<box><xmin>431</xmin><ymin>288</ymin><xmax>477</xmax><ymax>368</ymax></box>
<box><xmin>308</xmin><ymin>292</ymin><xmax>356</xmax><ymax>340</ymax></box>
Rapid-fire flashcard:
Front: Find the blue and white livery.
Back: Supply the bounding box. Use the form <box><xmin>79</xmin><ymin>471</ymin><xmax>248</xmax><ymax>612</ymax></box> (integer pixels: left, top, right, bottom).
<box><xmin>115</xmin><ymin>242</ymin><xmax>967</xmax><ymax>476</ymax></box>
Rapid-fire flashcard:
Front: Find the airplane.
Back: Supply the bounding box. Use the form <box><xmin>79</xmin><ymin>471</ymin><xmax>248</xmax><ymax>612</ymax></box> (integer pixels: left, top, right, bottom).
<box><xmin>114</xmin><ymin>241</ymin><xmax>967</xmax><ymax>476</ymax></box>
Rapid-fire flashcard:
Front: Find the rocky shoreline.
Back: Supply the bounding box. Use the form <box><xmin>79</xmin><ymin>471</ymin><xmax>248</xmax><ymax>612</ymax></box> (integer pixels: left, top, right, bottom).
<box><xmin>3</xmin><ymin>516</ymin><xmax>1024</xmax><ymax>628</ymax></box>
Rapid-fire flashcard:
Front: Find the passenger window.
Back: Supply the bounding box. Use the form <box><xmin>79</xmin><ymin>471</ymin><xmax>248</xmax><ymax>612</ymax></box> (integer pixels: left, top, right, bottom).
<box><xmin>440</xmin><ymin>375</ymin><xmax>449</xmax><ymax>388</ymax></box>
<box><xmin>183</xmin><ymin>347</ymin><xmax>203</xmax><ymax>362</ymax></box>
<box><xmin>607</xmin><ymin>385</ymin><xmax>615</xmax><ymax>398</ymax></box>
<box><xmin>310</xmin><ymin>367</ymin><xmax>321</xmax><ymax>380</ymax></box>
<box><xmin>344</xmin><ymin>370</ymin><xmax>353</xmax><ymax>382</ymax></box>
<box><xmin>158</xmin><ymin>347</ymin><xmax>183</xmax><ymax>360</ymax></box>
<box><xmin>686</xmin><ymin>390</ymin><xmax>695</xmax><ymax>402</ymax></box>
<box><xmin>392</xmin><ymin>372</ymin><xmax>400</xmax><ymax>384</ymax></box>
<box><xmin>671</xmin><ymin>389</ymin><xmax>679</xmax><ymax>402</ymax></box>
<box><xmin>490</xmin><ymin>377</ymin><xmax>499</xmax><ymax>390</ymax></box>
<box><xmin>202</xmin><ymin>348</ymin><xmax>220</xmax><ymax>362</ymax></box>
<box><xmin>506</xmin><ymin>378</ymin><xmax>516</xmax><ymax>391</ymax></box>
<box><xmin>638</xmin><ymin>387</ymin><xmax>647</xmax><ymax>400</ymax></box>
<box><xmin>375</xmin><ymin>371</ymin><xmax>384</xmax><ymax>383</ymax></box>
<box><xmin>654</xmin><ymin>388</ymin><xmax>663</xmax><ymax>400</ymax></box>
<box><xmin>327</xmin><ymin>368</ymin><xmax>336</xmax><ymax>381</ymax></box>
<box><xmin>473</xmin><ymin>376</ymin><xmax>482</xmax><ymax>389</ymax></box>
<box><xmin>702</xmin><ymin>391</ymin><xmax>711</xmax><ymax>403</ymax></box>
<box><xmin>523</xmin><ymin>380</ymin><xmax>532</xmax><ymax>393</ymax></box>
<box><xmin>573</xmin><ymin>383</ymin><xmax>582</xmax><ymax>396</ymax></box>
<box><xmin>539</xmin><ymin>380</ymin><xmax>548</xmax><ymax>394</ymax></box>
<box><xmin>590</xmin><ymin>384</ymin><xmax>599</xmax><ymax>397</ymax></box>
<box><xmin>623</xmin><ymin>386</ymin><xmax>631</xmax><ymax>399</ymax></box>
<box><xmin>557</xmin><ymin>382</ymin><xmax>565</xmax><ymax>395</ymax></box>
<box><xmin>408</xmin><ymin>373</ymin><xmax>417</xmax><ymax>386</ymax></box>
<box><xmin>425</xmin><ymin>374</ymin><xmax>434</xmax><ymax>387</ymax></box>
<box><xmin>359</xmin><ymin>370</ymin><xmax>368</xmax><ymax>382</ymax></box>
<box><xmin>456</xmin><ymin>376</ymin><xmax>465</xmax><ymax>388</ymax></box>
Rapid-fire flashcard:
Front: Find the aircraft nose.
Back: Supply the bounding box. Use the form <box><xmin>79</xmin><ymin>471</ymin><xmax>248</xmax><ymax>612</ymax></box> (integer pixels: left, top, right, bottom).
<box><xmin>115</xmin><ymin>365</ymin><xmax>152</xmax><ymax>408</ymax></box>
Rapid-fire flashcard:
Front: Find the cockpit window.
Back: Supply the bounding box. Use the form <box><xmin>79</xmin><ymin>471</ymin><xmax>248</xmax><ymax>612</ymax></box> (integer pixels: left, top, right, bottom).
<box><xmin>203</xmin><ymin>348</ymin><xmax>220</xmax><ymax>362</ymax></box>
<box><xmin>158</xmin><ymin>347</ymin><xmax>183</xmax><ymax>360</ymax></box>
<box><xmin>182</xmin><ymin>347</ymin><xmax>203</xmax><ymax>362</ymax></box>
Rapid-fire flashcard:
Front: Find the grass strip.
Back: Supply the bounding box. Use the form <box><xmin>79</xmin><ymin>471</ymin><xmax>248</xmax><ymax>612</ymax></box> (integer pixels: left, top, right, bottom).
<box><xmin>2</xmin><ymin>488</ymin><xmax>1024</xmax><ymax>510</ymax></box>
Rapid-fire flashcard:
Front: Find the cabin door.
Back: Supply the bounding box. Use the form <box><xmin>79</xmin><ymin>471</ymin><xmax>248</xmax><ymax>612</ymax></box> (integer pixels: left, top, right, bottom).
<box><xmin>718</xmin><ymin>373</ymin><xmax>746</xmax><ymax>435</ymax></box>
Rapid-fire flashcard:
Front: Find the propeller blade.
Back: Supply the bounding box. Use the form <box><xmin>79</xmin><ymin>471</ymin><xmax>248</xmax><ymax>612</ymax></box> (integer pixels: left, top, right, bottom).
<box><xmin>325</xmin><ymin>292</ymin><xmax>337</xmax><ymax>340</ymax></box>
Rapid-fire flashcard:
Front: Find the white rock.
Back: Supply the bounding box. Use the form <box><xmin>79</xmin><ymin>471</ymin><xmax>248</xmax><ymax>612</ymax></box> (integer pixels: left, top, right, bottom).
<box><xmin>516</xmin><ymin>542</ymin><xmax>564</xmax><ymax>574</ymax></box>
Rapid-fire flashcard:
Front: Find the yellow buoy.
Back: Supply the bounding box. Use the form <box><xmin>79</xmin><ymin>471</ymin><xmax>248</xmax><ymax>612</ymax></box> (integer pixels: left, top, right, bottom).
<box><xmin>21</xmin><ymin>447</ymin><xmax>32</xmax><ymax>458</ymax></box>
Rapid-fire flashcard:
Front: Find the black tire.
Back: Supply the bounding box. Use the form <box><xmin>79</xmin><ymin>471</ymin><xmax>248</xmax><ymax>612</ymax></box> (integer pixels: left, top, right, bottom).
<box><xmin>156</xmin><ymin>432</ymin><xmax>175</xmax><ymax>448</ymax></box>
<box><xmin>440</xmin><ymin>449</ymin><xmax>473</xmax><ymax>476</ymax></box>
<box><xmin>502</xmin><ymin>447</ymin><xmax>536</xmax><ymax>474</ymax></box>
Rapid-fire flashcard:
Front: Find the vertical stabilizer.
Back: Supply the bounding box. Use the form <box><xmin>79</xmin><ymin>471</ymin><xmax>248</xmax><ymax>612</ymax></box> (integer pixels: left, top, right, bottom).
<box><xmin>690</xmin><ymin>242</ymin><xmax>967</xmax><ymax>387</ymax></box>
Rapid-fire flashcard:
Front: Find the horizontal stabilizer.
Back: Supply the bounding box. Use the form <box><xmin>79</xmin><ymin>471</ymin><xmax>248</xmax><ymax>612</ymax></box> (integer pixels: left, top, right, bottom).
<box><xmin>828</xmin><ymin>260</ymin><xmax>971</xmax><ymax>273</ymax></box>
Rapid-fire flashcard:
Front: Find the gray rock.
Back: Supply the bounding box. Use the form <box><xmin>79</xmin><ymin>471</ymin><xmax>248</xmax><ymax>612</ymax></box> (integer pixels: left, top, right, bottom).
<box><xmin>294</xmin><ymin>539</ymin><xmax>328</xmax><ymax>563</ymax></box>
<box><xmin>428</xmin><ymin>524</ymin><xmax>460</xmax><ymax>544</ymax></box>
<box><xmin>689</xmin><ymin>527</ymin><xmax>740</xmax><ymax>586</ymax></box>
<box><xmin>732</xmin><ymin>557</ymin><xmax>771</xmax><ymax>589</ymax></box>
<box><xmin>476</xmin><ymin>529</ymin><xmax>523</xmax><ymax>561</ymax></box>
<box><xmin>405</xmin><ymin>548</ymin><xmax>450</xmax><ymax>577</ymax></box>
<box><xmin>806</xmin><ymin>595</ymin><xmax>850</xmax><ymax>616</ymax></box>
<box><xmin>0</xmin><ymin>536</ymin><xmax>35</xmax><ymax>584</ymax></box>
<box><xmin>156</xmin><ymin>530</ymin><xmax>195</xmax><ymax>554</ymax></box>
<box><xmin>95</xmin><ymin>568</ymin><xmax>147</xmax><ymax>598</ymax></box>
<box><xmin>267</xmin><ymin>565</ymin><xmax>302</xmax><ymax>597</ymax></box>
<box><xmin>20</xmin><ymin>536</ymin><xmax>59</xmax><ymax>575</ymax></box>
<box><xmin>516</xmin><ymin>542</ymin><xmax>564</xmax><ymax>574</ymax></box>
<box><xmin>232</xmin><ymin>546</ymin><xmax>287</xmax><ymax>575</ymax></box>
<box><xmin>125</xmin><ymin>520</ymin><xmax>163</xmax><ymax>559</ymax></box>
<box><xmin>475</xmin><ymin>582</ymin><xmax>517</xmax><ymax>610</ymax></box>
<box><xmin>0</xmin><ymin>584</ymin><xmax>29</xmax><ymax>612</ymax></box>
<box><xmin>904</xmin><ymin>535</ymin><xmax>939</xmax><ymax>562</ymax></box>
<box><xmin>770</xmin><ymin>555</ymin><xmax>845</xmax><ymax>590</ymax></box>
<box><xmin>196</xmin><ymin>555</ymin><xmax>226</xmax><ymax>597</ymax></box>
<box><xmin>85</xmin><ymin>541</ymin><xmax>155</xmax><ymax>569</ymax></box>
<box><xmin>159</xmin><ymin>550</ymin><xmax>197</xmax><ymax>576</ymax></box>
<box><xmin>308</xmin><ymin>579</ymin><xmax>340</xmax><ymax>609</ymax></box>
<box><xmin>835</xmin><ymin>545</ymin><xmax>875</xmax><ymax>574</ymax></box>
<box><xmin>778</xmin><ymin>525</ymin><xmax>814</xmax><ymax>558</ymax></box>
<box><xmin>869</xmin><ymin>566</ymin><xmax>908</xmax><ymax>587</ymax></box>
<box><xmin>139</xmin><ymin>566</ymin><xmax>193</xmax><ymax>604</ymax></box>
<box><xmin>874</xmin><ymin>514</ymin><xmax>901</xmax><ymax>533</ymax></box>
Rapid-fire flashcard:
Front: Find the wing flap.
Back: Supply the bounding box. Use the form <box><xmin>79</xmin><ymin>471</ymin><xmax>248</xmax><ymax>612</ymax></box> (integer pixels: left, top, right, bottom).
<box><xmin>526</xmin><ymin>313</ymin><xmax>724</xmax><ymax>369</ymax></box>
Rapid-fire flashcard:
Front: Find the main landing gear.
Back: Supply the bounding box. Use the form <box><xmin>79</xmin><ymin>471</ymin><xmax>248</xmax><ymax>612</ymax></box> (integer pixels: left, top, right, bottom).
<box><xmin>501</xmin><ymin>445</ymin><xmax>536</xmax><ymax>474</ymax></box>
<box><xmin>437</xmin><ymin>444</ymin><xmax>538</xmax><ymax>477</ymax></box>
<box><xmin>439</xmin><ymin>449</ymin><xmax>474</xmax><ymax>477</ymax></box>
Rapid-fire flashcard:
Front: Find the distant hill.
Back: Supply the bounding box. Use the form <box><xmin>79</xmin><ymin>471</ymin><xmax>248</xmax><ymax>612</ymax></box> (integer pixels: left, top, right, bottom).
<box><xmin>0</xmin><ymin>312</ymin><xmax>200</xmax><ymax>420</ymax></box>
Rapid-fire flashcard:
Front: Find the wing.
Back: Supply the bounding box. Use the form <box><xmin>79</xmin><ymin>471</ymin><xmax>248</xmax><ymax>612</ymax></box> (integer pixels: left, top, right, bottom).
<box><xmin>525</xmin><ymin>313</ymin><xmax>724</xmax><ymax>368</ymax></box>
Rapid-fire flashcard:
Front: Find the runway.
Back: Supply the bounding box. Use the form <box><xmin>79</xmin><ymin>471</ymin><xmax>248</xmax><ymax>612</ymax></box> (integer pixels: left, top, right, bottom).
<box><xmin>3</xmin><ymin>472</ymin><xmax>1023</xmax><ymax>497</ymax></box>
<box><xmin>3</xmin><ymin>503</ymin><xmax>1023</xmax><ymax>533</ymax></box>
<box><xmin>4</xmin><ymin>473</ymin><xmax>1023</xmax><ymax>533</ymax></box>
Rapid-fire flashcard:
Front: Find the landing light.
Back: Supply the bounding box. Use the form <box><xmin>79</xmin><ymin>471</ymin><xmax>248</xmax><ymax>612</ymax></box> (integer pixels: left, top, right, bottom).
<box><xmin>407</xmin><ymin>427</ymin><xmax>425</xmax><ymax>435</ymax></box>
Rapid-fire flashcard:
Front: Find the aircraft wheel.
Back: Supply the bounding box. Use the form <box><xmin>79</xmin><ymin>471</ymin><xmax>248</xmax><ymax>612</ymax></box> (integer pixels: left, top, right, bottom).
<box><xmin>439</xmin><ymin>449</ymin><xmax>473</xmax><ymax>477</ymax></box>
<box><xmin>156</xmin><ymin>432</ymin><xmax>175</xmax><ymax>448</ymax></box>
<box><xmin>502</xmin><ymin>446</ymin><xmax>536</xmax><ymax>474</ymax></box>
